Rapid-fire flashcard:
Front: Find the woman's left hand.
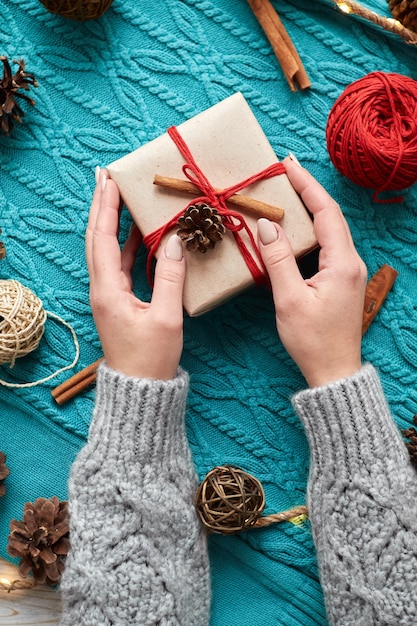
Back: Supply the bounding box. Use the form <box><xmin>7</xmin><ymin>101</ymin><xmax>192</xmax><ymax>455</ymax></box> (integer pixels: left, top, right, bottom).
<box><xmin>85</xmin><ymin>169</ymin><xmax>186</xmax><ymax>380</ymax></box>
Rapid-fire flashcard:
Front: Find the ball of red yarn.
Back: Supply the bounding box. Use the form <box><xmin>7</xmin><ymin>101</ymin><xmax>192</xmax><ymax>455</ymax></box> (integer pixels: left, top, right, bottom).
<box><xmin>326</xmin><ymin>72</ymin><xmax>417</xmax><ymax>202</ymax></box>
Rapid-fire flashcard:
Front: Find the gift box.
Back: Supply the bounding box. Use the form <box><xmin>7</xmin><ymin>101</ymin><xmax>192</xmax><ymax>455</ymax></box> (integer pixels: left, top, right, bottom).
<box><xmin>107</xmin><ymin>92</ymin><xmax>317</xmax><ymax>316</ymax></box>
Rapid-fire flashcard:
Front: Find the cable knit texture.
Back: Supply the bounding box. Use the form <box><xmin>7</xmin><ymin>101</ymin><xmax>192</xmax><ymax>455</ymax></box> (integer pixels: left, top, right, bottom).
<box><xmin>60</xmin><ymin>363</ymin><xmax>210</xmax><ymax>625</ymax></box>
<box><xmin>1</xmin><ymin>0</ymin><xmax>417</xmax><ymax>624</ymax></box>
<box><xmin>292</xmin><ymin>364</ymin><xmax>417</xmax><ymax>625</ymax></box>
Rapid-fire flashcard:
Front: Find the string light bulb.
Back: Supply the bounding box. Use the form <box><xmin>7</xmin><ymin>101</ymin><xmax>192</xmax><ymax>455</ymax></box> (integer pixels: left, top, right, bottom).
<box><xmin>0</xmin><ymin>576</ymin><xmax>35</xmax><ymax>592</ymax></box>
<box><xmin>333</xmin><ymin>0</ymin><xmax>417</xmax><ymax>44</ymax></box>
<box><xmin>337</xmin><ymin>2</ymin><xmax>352</xmax><ymax>13</ymax></box>
<box><xmin>387</xmin><ymin>17</ymin><xmax>404</xmax><ymax>29</ymax></box>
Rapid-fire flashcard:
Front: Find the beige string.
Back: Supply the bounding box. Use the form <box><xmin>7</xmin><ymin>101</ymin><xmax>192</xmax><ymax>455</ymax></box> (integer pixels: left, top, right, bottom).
<box><xmin>0</xmin><ymin>279</ymin><xmax>80</xmax><ymax>388</ymax></box>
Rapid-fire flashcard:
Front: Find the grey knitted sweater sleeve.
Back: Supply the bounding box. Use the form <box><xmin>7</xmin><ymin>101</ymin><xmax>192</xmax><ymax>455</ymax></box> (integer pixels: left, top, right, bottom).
<box><xmin>292</xmin><ymin>364</ymin><xmax>417</xmax><ymax>626</ymax></box>
<box><xmin>60</xmin><ymin>363</ymin><xmax>210</xmax><ymax>626</ymax></box>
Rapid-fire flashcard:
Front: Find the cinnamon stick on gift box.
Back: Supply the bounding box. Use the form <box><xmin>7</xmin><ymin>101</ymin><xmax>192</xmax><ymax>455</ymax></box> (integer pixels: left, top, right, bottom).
<box><xmin>153</xmin><ymin>175</ymin><xmax>285</xmax><ymax>223</ymax></box>
<box><xmin>248</xmin><ymin>0</ymin><xmax>311</xmax><ymax>92</ymax></box>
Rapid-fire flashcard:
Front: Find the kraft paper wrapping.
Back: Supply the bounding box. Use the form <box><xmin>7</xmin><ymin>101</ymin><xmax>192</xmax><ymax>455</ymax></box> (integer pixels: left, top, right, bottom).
<box><xmin>107</xmin><ymin>92</ymin><xmax>317</xmax><ymax>316</ymax></box>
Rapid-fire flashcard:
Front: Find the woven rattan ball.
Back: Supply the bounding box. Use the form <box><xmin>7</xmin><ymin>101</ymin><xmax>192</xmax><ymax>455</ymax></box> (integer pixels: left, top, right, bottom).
<box><xmin>195</xmin><ymin>466</ymin><xmax>265</xmax><ymax>534</ymax></box>
<box><xmin>39</xmin><ymin>0</ymin><xmax>114</xmax><ymax>20</ymax></box>
<box><xmin>0</xmin><ymin>280</ymin><xmax>47</xmax><ymax>367</ymax></box>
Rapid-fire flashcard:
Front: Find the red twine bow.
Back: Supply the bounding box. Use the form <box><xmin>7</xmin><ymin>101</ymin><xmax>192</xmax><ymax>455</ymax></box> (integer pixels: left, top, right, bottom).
<box><xmin>143</xmin><ymin>126</ymin><xmax>286</xmax><ymax>285</ymax></box>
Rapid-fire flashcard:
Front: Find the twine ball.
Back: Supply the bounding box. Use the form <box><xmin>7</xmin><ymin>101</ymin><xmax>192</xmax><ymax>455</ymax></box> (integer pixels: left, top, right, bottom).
<box><xmin>326</xmin><ymin>72</ymin><xmax>417</xmax><ymax>201</ymax></box>
<box><xmin>0</xmin><ymin>280</ymin><xmax>47</xmax><ymax>367</ymax></box>
<box><xmin>39</xmin><ymin>0</ymin><xmax>114</xmax><ymax>20</ymax></box>
<box><xmin>195</xmin><ymin>466</ymin><xmax>265</xmax><ymax>534</ymax></box>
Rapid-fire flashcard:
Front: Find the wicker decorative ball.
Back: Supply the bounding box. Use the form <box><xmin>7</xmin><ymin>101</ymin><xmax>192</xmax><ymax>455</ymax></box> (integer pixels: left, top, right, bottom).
<box><xmin>195</xmin><ymin>466</ymin><xmax>265</xmax><ymax>534</ymax></box>
<box><xmin>39</xmin><ymin>0</ymin><xmax>114</xmax><ymax>21</ymax></box>
<box><xmin>0</xmin><ymin>279</ymin><xmax>47</xmax><ymax>367</ymax></box>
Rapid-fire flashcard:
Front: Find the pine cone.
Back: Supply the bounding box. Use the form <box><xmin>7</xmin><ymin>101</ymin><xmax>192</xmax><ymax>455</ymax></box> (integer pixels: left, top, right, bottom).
<box><xmin>177</xmin><ymin>203</ymin><xmax>226</xmax><ymax>253</ymax></box>
<box><xmin>0</xmin><ymin>451</ymin><xmax>10</xmax><ymax>497</ymax></box>
<box><xmin>402</xmin><ymin>414</ymin><xmax>417</xmax><ymax>469</ymax></box>
<box><xmin>7</xmin><ymin>496</ymin><xmax>70</xmax><ymax>586</ymax></box>
<box><xmin>0</xmin><ymin>56</ymin><xmax>38</xmax><ymax>135</ymax></box>
<box><xmin>388</xmin><ymin>0</ymin><xmax>417</xmax><ymax>33</ymax></box>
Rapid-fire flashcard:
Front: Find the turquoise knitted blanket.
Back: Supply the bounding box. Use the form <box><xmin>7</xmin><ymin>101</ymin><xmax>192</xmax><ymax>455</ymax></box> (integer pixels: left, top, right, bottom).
<box><xmin>1</xmin><ymin>1</ymin><xmax>417</xmax><ymax>623</ymax></box>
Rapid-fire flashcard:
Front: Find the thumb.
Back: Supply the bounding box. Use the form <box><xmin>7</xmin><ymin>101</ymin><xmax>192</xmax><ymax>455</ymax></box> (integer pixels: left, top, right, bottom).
<box><xmin>151</xmin><ymin>235</ymin><xmax>186</xmax><ymax>318</ymax></box>
<box><xmin>258</xmin><ymin>218</ymin><xmax>305</xmax><ymax>298</ymax></box>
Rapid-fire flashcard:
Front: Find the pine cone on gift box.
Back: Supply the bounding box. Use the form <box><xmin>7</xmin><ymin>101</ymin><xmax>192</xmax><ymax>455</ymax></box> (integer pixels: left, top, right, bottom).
<box><xmin>177</xmin><ymin>203</ymin><xmax>226</xmax><ymax>253</ymax></box>
<box><xmin>0</xmin><ymin>451</ymin><xmax>10</xmax><ymax>497</ymax></box>
<box><xmin>0</xmin><ymin>56</ymin><xmax>38</xmax><ymax>135</ymax></box>
<box><xmin>388</xmin><ymin>0</ymin><xmax>417</xmax><ymax>33</ymax></box>
<box><xmin>7</xmin><ymin>496</ymin><xmax>70</xmax><ymax>586</ymax></box>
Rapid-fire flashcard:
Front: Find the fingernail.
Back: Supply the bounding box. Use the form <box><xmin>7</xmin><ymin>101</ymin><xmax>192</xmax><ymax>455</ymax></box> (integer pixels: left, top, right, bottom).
<box><xmin>258</xmin><ymin>218</ymin><xmax>278</xmax><ymax>245</ymax></box>
<box><xmin>165</xmin><ymin>234</ymin><xmax>183</xmax><ymax>261</ymax></box>
<box><xmin>288</xmin><ymin>152</ymin><xmax>301</xmax><ymax>166</ymax></box>
<box><xmin>101</xmin><ymin>173</ymin><xmax>107</xmax><ymax>192</ymax></box>
<box><xmin>95</xmin><ymin>165</ymin><xmax>100</xmax><ymax>184</ymax></box>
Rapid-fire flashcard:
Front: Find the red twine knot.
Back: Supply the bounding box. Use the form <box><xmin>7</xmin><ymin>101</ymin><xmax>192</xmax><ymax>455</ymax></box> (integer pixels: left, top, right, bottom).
<box><xmin>143</xmin><ymin>126</ymin><xmax>286</xmax><ymax>285</ymax></box>
<box><xmin>326</xmin><ymin>71</ymin><xmax>417</xmax><ymax>203</ymax></box>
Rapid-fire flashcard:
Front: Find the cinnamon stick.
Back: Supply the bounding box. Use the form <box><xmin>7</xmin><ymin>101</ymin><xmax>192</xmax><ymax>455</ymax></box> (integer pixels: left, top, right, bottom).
<box><xmin>247</xmin><ymin>0</ymin><xmax>311</xmax><ymax>91</ymax></box>
<box><xmin>362</xmin><ymin>264</ymin><xmax>398</xmax><ymax>335</ymax></box>
<box><xmin>153</xmin><ymin>175</ymin><xmax>285</xmax><ymax>222</ymax></box>
<box><xmin>51</xmin><ymin>356</ymin><xmax>103</xmax><ymax>405</ymax></box>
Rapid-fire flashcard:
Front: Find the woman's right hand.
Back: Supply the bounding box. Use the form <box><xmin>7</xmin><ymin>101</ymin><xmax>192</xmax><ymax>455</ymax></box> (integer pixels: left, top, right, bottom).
<box><xmin>258</xmin><ymin>157</ymin><xmax>367</xmax><ymax>388</ymax></box>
